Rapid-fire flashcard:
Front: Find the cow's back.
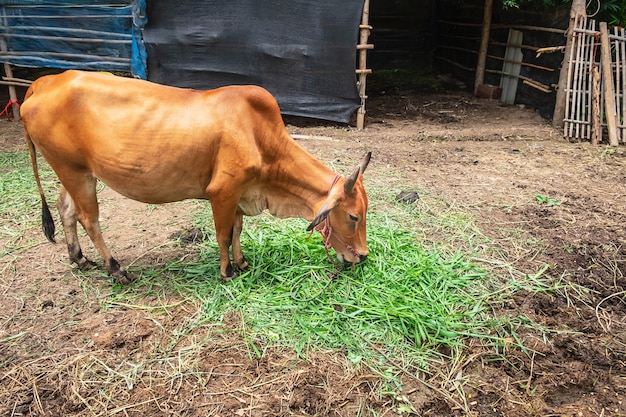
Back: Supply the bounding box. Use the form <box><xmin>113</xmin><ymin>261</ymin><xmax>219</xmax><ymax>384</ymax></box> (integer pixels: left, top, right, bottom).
<box><xmin>21</xmin><ymin>70</ymin><xmax>288</xmax><ymax>203</ymax></box>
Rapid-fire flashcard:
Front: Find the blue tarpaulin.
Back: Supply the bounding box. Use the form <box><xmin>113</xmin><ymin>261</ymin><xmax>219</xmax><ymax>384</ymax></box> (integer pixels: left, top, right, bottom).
<box><xmin>0</xmin><ymin>0</ymin><xmax>147</xmax><ymax>78</ymax></box>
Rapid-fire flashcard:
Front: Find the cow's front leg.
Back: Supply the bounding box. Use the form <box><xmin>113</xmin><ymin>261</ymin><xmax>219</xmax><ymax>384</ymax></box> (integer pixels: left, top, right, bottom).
<box><xmin>208</xmin><ymin>200</ymin><xmax>238</xmax><ymax>281</ymax></box>
<box><xmin>214</xmin><ymin>218</ymin><xmax>236</xmax><ymax>281</ymax></box>
<box><xmin>232</xmin><ymin>212</ymin><xmax>249</xmax><ymax>272</ymax></box>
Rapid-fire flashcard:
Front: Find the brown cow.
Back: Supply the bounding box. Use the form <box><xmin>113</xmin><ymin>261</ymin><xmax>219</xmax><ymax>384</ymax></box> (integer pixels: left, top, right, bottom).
<box><xmin>21</xmin><ymin>70</ymin><xmax>371</xmax><ymax>283</ymax></box>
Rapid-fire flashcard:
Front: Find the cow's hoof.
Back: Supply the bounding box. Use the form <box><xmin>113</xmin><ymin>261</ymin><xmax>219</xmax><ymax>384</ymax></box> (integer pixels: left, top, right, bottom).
<box><xmin>76</xmin><ymin>257</ymin><xmax>97</xmax><ymax>271</ymax></box>
<box><xmin>108</xmin><ymin>260</ymin><xmax>132</xmax><ymax>285</ymax></box>
<box><xmin>112</xmin><ymin>270</ymin><xmax>133</xmax><ymax>285</ymax></box>
<box><xmin>220</xmin><ymin>271</ymin><xmax>237</xmax><ymax>282</ymax></box>
<box><xmin>235</xmin><ymin>261</ymin><xmax>249</xmax><ymax>271</ymax></box>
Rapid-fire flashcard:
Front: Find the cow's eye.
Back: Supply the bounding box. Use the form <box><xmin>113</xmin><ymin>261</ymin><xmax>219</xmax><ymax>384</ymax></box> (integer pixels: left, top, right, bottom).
<box><xmin>349</xmin><ymin>214</ymin><xmax>359</xmax><ymax>222</ymax></box>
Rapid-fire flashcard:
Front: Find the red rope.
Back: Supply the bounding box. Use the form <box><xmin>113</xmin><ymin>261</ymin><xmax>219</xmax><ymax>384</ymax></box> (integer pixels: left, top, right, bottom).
<box><xmin>0</xmin><ymin>100</ymin><xmax>20</xmax><ymax>121</ymax></box>
<box><xmin>593</xmin><ymin>32</ymin><xmax>600</xmax><ymax>63</ymax></box>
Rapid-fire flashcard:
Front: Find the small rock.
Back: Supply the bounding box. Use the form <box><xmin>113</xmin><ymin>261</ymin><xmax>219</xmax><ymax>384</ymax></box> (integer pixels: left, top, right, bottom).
<box><xmin>396</xmin><ymin>191</ymin><xmax>420</xmax><ymax>204</ymax></box>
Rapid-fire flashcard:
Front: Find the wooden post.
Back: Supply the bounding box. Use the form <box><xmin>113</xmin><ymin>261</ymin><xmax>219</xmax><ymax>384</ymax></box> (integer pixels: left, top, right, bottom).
<box><xmin>552</xmin><ymin>0</ymin><xmax>586</xmax><ymax>128</ymax></box>
<box><xmin>474</xmin><ymin>0</ymin><xmax>493</xmax><ymax>94</ymax></box>
<box><xmin>599</xmin><ymin>22</ymin><xmax>619</xmax><ymax>146</ymax></box>
<box><xmin>0</xmin><ymin>61</ymin><xmax>19</xmax><ymax>121</ymax></box>
<box><xmin>356</xmin><ymin>0</ymin><xmax>372</xmax><ymax>130</ymax></box>
<box><xmin>590</xmin><ymin>64</ymin><xmax>601</xmax><ymax>145</ymax></box>
<box><xmin>0</xmin><ymin>9</ymin><xmax>20</xmax><ymax>121</ymax></box>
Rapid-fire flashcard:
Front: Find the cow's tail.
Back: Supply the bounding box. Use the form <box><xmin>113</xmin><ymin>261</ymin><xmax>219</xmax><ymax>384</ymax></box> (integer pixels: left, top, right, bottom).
<box><xmin>23</xmin><ymin>100</ymin><xmax>56</xmax><ymax>244</ymax></box>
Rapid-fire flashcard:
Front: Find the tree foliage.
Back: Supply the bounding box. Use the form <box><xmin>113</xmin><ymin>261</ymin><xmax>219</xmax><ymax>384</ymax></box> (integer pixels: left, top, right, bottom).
<box><xmin>501</xmin><ymin>0</ymin><xmax>625</xmax><ymax>26</ymax></box>
<box><xmin>593</xmin><ymin>0</ymin><xmax>626</xmax><ymax>26</ymax></box>
<box><xmin>501</xmin><ymin>0</ymin><xmax>567</xmax><ymax>8</ymax></box>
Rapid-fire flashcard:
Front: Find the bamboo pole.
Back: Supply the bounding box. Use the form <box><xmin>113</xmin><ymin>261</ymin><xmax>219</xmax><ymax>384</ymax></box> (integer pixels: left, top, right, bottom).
<box><xmin>620</xmin><ymin>28</ymin><xmax>626</xmax><ymax>142</ymax></box>
<box><xmin>523</xmin><ymin>79</ymin><xmax>552</xmax><ymax>93</ymax></box>
<box><xmin>474</xmin><ymin>0</ymin><xmax>493</xmax><ymax>95</ymax></box>
<box><xmin>435</xmin><ymin>56</ymin><xmax>552</xmax><ymax>91</ymax></box>
<box><xmin>536</xmin><ymin>46</ymin><xmax>566</xmax><ymax>56</ymax></box>
<box><xmin>1</xmin><ymin>33</ymin><xmax>131</xmax><ymax>44</ymax></box>
<box><xmin>599</xmin><ymin>22</ymin><xmax>619</xmax><ymax>146</ymax></box>
<box><xmin>0</xmin><ymin>25</ymin><xmax>133</xmax><ymax>39</ymax></box>
<box><xmin>585</xmin><ymin>19</ymin><xmax>597</xmax><ymax>140</ymax></box>
<box><xmin>356</xmin><ymin>0</ymin><xmax>372</xmax><ymax>130</ymax></box>
<box><xmin>438</xmin><ymin>45</ymin><xmax>554</xmax><ymax>71</ymax></box>
<box><xmin>0</xmin><ymin>80</ymin><xmax>31</xmax><ymax>87</ymax></box>
<box><xmin>0</xmin><ymin>51</ymin><xmax>130</xmax><ymax>62</ymax></box>
<box><xmin>2</xmin><ymin>76</ymin><xmax>32</xmax><ymax>84</ymax></box>
<box><xmin>563</xmin><ymin>15</ymin><xmax>579</xmax><ymax>138</ymax></box>
<box><xmin>574</xmin><ymin>17</ymin><xmax>587</xmax><ymax>138</ymax></box>
<box><xmin>438</xmin><ymin>20</ymin><xmax>566</xmax><ymax>34</ymax></box>
<box><xmin>553</xmin><ymin>0</ymin><xmax>586</xmax><ymax>129</ymax></box>
<box><xmin>611</xmin><ymin>27</ymin><xmax>626</xmax><ymax>142</ymax></box>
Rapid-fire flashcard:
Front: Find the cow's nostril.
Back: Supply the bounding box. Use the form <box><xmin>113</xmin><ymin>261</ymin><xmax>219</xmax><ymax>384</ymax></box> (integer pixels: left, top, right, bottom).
<box><xmin>359</xmin><ymin>254</ymin><xmax>368</xmax><ymax>262</ymax></box>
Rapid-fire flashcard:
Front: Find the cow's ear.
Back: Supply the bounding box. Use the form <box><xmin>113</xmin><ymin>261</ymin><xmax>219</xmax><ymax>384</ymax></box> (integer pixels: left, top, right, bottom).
<box><xmin>306</xmin><ymin>209</ymin><xmax>330</xmax><ymax>231</ymax></box>
<box><xmin>306</xmin><ymin>199</ymin><xmax>337</xmax><ymax>231</ymax></box>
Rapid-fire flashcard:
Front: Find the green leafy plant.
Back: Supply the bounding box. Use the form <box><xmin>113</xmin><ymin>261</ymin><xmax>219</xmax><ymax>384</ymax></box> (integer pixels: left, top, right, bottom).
<box><xmin>535</xmin><ymin>194</ymin><xmax>562</xmax><ymax>207</ymax></box>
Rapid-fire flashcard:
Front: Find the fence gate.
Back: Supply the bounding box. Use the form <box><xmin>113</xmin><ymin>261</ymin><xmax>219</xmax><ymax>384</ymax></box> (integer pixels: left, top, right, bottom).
<box><xmin>564</xmin><ymin>16</ymin><xmax>625</xmax><ymax>145</ymax></box>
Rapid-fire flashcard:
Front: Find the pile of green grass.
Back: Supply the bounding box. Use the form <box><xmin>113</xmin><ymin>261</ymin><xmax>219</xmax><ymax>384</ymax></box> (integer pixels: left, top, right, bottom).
<box><xmin>107</xmin><ymin>210</ymin><xmax>525</xmax><ymax>374</ymax></box>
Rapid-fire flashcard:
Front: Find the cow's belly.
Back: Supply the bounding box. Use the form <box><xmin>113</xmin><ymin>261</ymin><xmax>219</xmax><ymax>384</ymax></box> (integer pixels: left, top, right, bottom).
<box><xmin>87</xmin><ymin>149</ymin><xmax>212</xmax><ymax>204</ymax></box>
<box><xmin>94</xmin><ymin>168</ymin><xmax>208</xmax><ymax>204</ymax></box>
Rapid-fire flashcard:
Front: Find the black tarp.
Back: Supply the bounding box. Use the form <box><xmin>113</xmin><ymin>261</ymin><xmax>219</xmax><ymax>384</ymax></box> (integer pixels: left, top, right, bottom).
<box><xmin>143</xmin><ymin>0</ymin><xmax>363</xmax><ymax>123</ymax></box>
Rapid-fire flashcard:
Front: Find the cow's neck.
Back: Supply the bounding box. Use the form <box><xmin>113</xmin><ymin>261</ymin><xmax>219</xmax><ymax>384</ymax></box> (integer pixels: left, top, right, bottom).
<box><xmin>264</xmin><ymin>140</ymin><xmax>337</xmax><ymax>221</ymax></box>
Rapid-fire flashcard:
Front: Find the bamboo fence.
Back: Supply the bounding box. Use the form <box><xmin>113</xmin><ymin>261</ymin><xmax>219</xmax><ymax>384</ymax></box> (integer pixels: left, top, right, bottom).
<box><xmin>564</xmin><ymin>16</ymin><xmax>625</xmax><ymax>145</ymax></box>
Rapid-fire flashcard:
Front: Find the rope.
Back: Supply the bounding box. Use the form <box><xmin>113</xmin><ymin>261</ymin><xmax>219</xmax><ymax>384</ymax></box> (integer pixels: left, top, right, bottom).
<box><xmin>308</xmin><ymin>174</ymin><xmax>361</xmax><ymax>270</ymax></box>
<box><xmin>0</xmin><ymin>100</ymin><xmax>20</xmax><ymax>121</ymax></box>
<box><xmin>294</xmin><ymin>174</ymin><xmax>344</xmax><ymax>302</ymax></box>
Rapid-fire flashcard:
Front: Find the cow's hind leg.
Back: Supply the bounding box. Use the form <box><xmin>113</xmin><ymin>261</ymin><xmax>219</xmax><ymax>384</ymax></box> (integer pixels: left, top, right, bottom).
<box><xmin>58</xmin><ymin>175</ymin><xmax>130</xmax><ymax>284</ymax></box>
<box><xmin>57</xmin><ymin>186</ymin><xmax>96</xmax><ymax>271</ymax></box>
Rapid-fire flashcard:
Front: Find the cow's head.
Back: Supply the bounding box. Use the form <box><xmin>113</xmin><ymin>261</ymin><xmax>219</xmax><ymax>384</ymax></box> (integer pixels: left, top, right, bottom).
<box><xmin>307</xmin><ymin>152</ymin><xmax>371</xmax><ymax>265</ymax></box>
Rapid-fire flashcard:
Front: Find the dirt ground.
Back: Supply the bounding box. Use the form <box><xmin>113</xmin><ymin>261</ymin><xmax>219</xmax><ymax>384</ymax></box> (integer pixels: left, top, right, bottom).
<box><xmin>1</xmin><ymin>90</ymin><xmax>625</xmax><ymax>416</ymax></box>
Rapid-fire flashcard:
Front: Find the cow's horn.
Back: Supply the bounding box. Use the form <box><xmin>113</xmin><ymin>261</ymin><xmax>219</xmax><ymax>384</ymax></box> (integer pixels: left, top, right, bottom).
<box><xmin>344</xmin><ymin>152</ymin><xmax>371</xmax><ymax>193</ymax></box>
